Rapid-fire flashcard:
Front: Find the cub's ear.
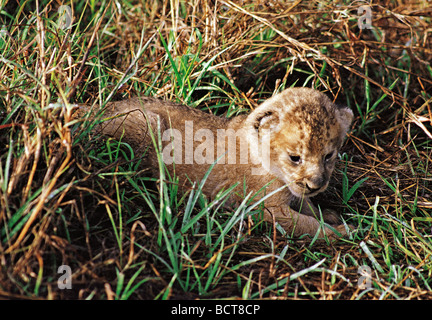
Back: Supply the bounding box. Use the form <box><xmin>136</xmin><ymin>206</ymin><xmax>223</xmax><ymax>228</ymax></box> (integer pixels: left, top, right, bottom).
<box><xmin>246</xmin><ymin>92</ymin><xmax>286</xmax><ymax>135</ymax></box>
<box><xmin>253</xmin><ymin>110</ymin><xmax>279</xmax><ymax>132</ymax></box>
<box><xmin>336</xmin><ymin>105</ymin><xmax>354</xmax><ymax>135</ymax></box>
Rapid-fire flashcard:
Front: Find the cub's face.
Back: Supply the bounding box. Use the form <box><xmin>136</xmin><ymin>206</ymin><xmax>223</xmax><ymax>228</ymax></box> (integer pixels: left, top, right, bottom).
<box><xmin>248</xmin><ymin>88</ymin><xmax>353</xmax><ymax>198</ymax></box>
<box><xmin>270</xmin><ymin>109</ymin><xmax>346</xmax><ymax>197</ymax></box>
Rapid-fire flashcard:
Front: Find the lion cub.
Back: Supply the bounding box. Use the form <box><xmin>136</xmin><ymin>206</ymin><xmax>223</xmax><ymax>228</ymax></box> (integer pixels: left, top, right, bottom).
<box><xmin>83</xmin><ymin>87</ymin><xmax>353</xmax><ymax>239</ymax></box>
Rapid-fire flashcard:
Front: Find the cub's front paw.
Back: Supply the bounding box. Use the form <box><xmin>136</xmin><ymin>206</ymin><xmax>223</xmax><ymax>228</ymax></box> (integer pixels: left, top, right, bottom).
<box><xmin>322</xmin><ymin>209</ymin><xmax>341</xmax><ymax>225</ymax></box>
<box><xmin>327</xmin><ymin>223</ymin><xmax>355</xmax><ymax>240</ymax></box>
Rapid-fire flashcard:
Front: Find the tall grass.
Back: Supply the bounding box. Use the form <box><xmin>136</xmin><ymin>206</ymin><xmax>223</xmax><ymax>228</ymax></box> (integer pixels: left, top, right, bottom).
<box><xmin>1</xmin><ymin>0</ymin><xmax>431</xmax><ymax>300</ymax></box>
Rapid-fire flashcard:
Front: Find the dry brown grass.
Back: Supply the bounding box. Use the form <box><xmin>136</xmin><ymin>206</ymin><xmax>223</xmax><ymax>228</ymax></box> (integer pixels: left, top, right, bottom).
<box><xmin>0</xmin><ymin>0</ymin><xmax>431</xmax><ymax>300</ymax></box>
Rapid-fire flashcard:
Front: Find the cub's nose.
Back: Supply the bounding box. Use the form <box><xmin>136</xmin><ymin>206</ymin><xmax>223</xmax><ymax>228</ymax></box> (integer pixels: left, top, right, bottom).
<box><xmin>306</xmin><ymin>176</ymin><xmax>326</xmax><ymax>193</ymax></box>
<box><xmin>306</xmin><ymin>184</ymin><xmax>320</xmax><ymax>193</ymax></box>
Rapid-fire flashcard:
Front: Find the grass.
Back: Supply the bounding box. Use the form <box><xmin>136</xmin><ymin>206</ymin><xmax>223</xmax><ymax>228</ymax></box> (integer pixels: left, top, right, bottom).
<box><xmin>1</xmin><ymin>0</ymin><xmax>432</xmax><ymax>300</ymax></box>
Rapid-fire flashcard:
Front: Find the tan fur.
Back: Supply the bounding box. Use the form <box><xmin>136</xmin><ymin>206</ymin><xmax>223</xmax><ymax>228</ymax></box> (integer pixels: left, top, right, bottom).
<box><xmin>79</xmin><ymin>87</ymin><xmax>353</xmax><ymax>239</ymax></box>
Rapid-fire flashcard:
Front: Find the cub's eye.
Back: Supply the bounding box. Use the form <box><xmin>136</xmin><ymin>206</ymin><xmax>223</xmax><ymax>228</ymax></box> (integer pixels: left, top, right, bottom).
<box><xmin>324</xmin><ymin>152</ymin><xmax>334</xmax><ymax>161</ymax></box>
<box><xmin>289</xmin><ymin>155</ymin><xmax>301</xmax><ymax>163</ymax></box>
